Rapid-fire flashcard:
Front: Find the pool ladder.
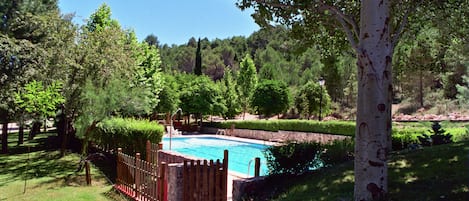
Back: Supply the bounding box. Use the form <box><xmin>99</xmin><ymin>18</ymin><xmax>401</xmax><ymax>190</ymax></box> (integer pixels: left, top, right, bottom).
<box><xmin>247</xmin><ymin>157</ymin><xmax>261</xmax><ymax>177</ymax></box>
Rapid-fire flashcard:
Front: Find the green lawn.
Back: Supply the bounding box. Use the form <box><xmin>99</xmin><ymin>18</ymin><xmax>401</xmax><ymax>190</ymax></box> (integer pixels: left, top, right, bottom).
<box><xmin>247</xmin><ymin>141</ymin><xmax>469</xmax><ymax>201</ymax></box>
<box><xmin>0</xmin><ymin>131</ymin><xmax>126</xmax><ymax>201</ymax></box>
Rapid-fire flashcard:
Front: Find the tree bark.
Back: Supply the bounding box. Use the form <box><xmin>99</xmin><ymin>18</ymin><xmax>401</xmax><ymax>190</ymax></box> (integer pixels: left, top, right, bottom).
<box><xmin>2</xmin><ymin>123</ymin><xmax>8</xmax><ymax>154</ymax></box>
<box><xmin>354</xmin><ymin>1</ymin><xmax>392</xmax><ymax>200</ymax></box>
<box><xmin>18</xmin><ymin>122</ymin><xmax>24</xmax><ymax>145</ymax></box>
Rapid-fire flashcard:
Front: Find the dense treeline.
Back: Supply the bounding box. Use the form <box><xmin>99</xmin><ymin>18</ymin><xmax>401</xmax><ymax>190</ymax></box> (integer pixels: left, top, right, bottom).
<box><xmin>159</xmin><ymin>23</ymin><xmax>468</xmax><ymax>119</ymax></box>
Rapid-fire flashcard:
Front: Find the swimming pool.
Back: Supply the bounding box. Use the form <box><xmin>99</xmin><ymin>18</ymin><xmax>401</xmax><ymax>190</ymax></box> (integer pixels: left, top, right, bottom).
<box><xmin>162</xmin><ymin>136</ymin><xmax>270</xmax><ymax>176</ymax></box>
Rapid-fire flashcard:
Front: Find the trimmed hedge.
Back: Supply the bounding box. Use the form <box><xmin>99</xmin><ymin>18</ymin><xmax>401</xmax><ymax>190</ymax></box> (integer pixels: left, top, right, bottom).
<box><xmin>92</xmin><ymin>117</ymin><xmax>164</xmax><ymax>154</ymax></box>
<box><xmin>212</xmin><ymin>120</ymin><xmax>356</xmax><ymax>136</ymax></box>
<box><xmin>208</xmin><ymin>120</ymin><xmax>469</xmax><ymax>150</ymax></box>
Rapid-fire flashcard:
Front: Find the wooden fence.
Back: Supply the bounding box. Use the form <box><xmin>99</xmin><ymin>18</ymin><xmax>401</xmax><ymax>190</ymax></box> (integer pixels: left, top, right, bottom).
<box><xmin>116</xmin><ymin>141</ymin><xmax>229</xmax><ymax>201</ymax></box>
<box><xmin>115</xmin><ymin>148</ymin><xmax>167</xmax><ymax>201</ymax></box>
<box><xmin>182</xmin><ymin>150</ymin><xmax>228</xmax><ymax>201</ymax></box>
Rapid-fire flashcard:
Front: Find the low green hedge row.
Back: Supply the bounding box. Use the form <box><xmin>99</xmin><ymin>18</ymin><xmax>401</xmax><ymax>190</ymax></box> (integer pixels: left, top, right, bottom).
<box><xmin>92</xmin><ymin>117</ymin><xmax>165</xmax><ymax>154</ymax></box>
<box><xmin>208</xmin><ymin>120</ymin><xmax>469</xmax><ymax>150</ymax></box>
<box><xmin>391</xmin><ymin>127</ymin><xmax>469</xmax><ymax>150</ymax></box>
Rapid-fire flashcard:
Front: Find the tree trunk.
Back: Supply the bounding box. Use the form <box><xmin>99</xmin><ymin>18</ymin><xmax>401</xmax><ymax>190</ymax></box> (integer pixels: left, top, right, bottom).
<box><xmin>18</xmin><ymin>122</ymin><xmax>24</xmax><ymax>145</ymax></box>
<box><xmin>354</xmin><ymin>1</ymin><xmax>392</xmax><ymax>200</ymax></box>
<box><xmin>419</xmin><ymin>68</ymin><xmax>424</xmax><ymax>107</ymax></box>
<box><xmin>2</xmin><ymin>123</ymin><xmax>8</xmax><ymax>154</ymax></box>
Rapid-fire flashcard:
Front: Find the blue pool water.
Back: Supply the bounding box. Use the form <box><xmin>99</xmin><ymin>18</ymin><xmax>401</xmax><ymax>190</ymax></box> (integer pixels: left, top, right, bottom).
<box><xmin>162</xmin><ymin>136</ymin><xmax>269</xmax><ymax>176</ymax></box>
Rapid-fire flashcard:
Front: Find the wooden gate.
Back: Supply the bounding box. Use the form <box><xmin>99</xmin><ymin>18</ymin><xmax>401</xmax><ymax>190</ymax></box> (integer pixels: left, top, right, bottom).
<box><xmin>182</xmin><ymin>150</ymin><xmax>228</xmax><ymax>201</ymax></box>
<box><xmin>115</xmin><ymin>148</ymin><xmax>167</xmax><ymax>201</ymax></box>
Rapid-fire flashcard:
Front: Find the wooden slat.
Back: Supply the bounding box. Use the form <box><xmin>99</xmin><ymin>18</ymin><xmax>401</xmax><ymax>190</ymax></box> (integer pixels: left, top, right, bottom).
<box><xmin>208</xmin><ymin>160</ymin><xmax>214</xmax><ymax>201</ymax></box>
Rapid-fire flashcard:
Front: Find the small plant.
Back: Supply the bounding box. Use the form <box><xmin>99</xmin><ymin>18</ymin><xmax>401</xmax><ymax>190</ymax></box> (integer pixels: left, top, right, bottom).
<box><xmin>417</xmin><ymin>121</ymin><xmax>452</xmax><ymax>146</ymax></box>
<box><xmin>263</xmin><ymin>141</ymin><xmax>322</xmax><ymax>175</ymax></box>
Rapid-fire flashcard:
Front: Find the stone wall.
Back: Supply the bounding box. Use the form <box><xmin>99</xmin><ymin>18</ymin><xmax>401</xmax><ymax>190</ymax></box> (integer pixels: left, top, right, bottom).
<box><xmin>158</xmin><ymin>150</ymin><xmax>200</xmax><ymax>164</ymax></box>
<box><xmin>204</xmin><ymin>127</ymin><xmax>350</xmax><ymax>144</ymax></box>
<box><xmin>166</xmin><ymin>163</ymin><xmax>183</xmax><ymax>201</ymax></box>
<box><xmin>232</xmin><ymin>177</ymin><xmax>267</xmax><ymax>201</ymax></box>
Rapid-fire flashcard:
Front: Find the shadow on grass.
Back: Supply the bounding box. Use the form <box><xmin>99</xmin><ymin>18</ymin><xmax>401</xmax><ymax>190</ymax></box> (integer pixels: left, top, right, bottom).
<box><xmin>243</xmin><ymin>141</ymin><xmax>469</xmax><ymax>201</ymax></box>
<box><xmin>388</xmin><ymin>141</ymin><xmax>469</xmax><ymax>201</ymax></box>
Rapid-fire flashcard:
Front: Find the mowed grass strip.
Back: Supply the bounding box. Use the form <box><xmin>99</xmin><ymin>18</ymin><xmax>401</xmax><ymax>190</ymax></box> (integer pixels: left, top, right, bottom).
<box><xmin>0</xmin><ymin>131</ymin><xmax>125</xmax><ymax>201</ymax></box>
<box><xmin>262</xmin><ymin>141</ymin><xmax>469</xmax><ymax>201</ymax></box>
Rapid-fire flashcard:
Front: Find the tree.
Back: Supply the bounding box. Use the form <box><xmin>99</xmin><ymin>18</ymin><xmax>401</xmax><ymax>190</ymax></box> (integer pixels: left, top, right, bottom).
<box><xmin>221</xmin><ymin>69</ymin><xmax>241</xmax><ymax>119</ymax></box>
<box><xmin>236</xmin><ymin>1</ymin><xmax>449</xmax><ymax>200</ymax></box>
<box><xmin>237</xmin><ymin>54</ymin><xmax>258</xmax><ymax>119</ymax></box>
<box><xmin>194</xmin><ymin>38</ymin><xmax>202</xmax><ymax>75</ymax></box>
<box><xmin>71</xmin><ymin>4</ymin><xmax>161</xmax><ymax>154</ymax></box>
<box><xmin>155</xmin><ymin>74</ymin><xmax>180</xmax><ymax>123</ymax></box>
<box><xmin>251</xmin><ymin>79</ymin><xmax>291</xmax><ymax>118</ymax></box>
<box><xmin>179</xmin><ymin>75</ymin><xmax>223</xmax><ymax>125</ymax></box>
<box><xmin>0</xmin><ymin>35</ymin><xmax>46</xmax><ymax>153</ymax></box>
<box><xmin>14</xmin><ymin>80</ymin><xmax>65</xmax><ymax>139</ymax></box>
<box><xmin>144</xmin><ymin>34</ymin><xmax>159</xmax><ymax>47</ymax></box>
<box><xmin>295</xmin><ymin>81</ymin><xmax>331</xmax><ymax>120</ymax></box>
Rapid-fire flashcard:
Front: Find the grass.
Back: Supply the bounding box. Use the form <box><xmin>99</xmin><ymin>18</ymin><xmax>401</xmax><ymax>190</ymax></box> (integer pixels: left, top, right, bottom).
<box><xmin>245</xmin><ymin>140</ymin><xmax>469</xmax><ymax>201</ymax></box>
<box><xmin>0</xmin><ymin>131</ymin><xmax>127</xmax><ymax>201</ymax></box>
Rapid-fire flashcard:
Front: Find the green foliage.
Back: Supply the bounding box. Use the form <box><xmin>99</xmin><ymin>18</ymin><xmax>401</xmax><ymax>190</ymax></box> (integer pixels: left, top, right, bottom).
<box><xmin>93</xmin><ymin>117</ymin><xmax>164</xmax><ymax>154</ymax></box>
<box><xmin>194</xmin><ymin>38</ymin><xmax>202</xmax><ymax>75</ymax></box>
<box><xmin>321</xmin><ymin>139</ymin><xmax>354</xmax><ymax>166</ymax></box>
<box><xmin>86</xmin><ymin>3</ymin><xmax>120</xmax><ymax>32</ymax></box>
<box><xmin>0</xmin><ymin>34</ymin><xmax>47</xmax><ymax>123</ymax></box>
<box><xmin>264</xmin><ymin>141</ymin><xmax>323</xmax><ymax>175</ymax></box>
<box><xmin>237</xmin><ymin>54</ymin><xmax>258</xmax><ymax>117</ymax></box>
<box><xmin>74</xmin><ymin>76</ymin><xmax>156</xmax><ymax>150</ymax></box>
<box><xmin>220</xmin><ymin>69</ymin><xmax>241</xmax><ymax>119</ymax></box>
<box><xmin>295</xmin><ymin>81</ymin><xmax>332</xmax><ymax>119</ymax></box>
<box><xmin>14</xmin><ymin>80</ymin><xmax>64</xmax><ymax>119</ymax></box>
<box><xmin>155</xmin><ymin>73</ymin><xmax>180</xmax><ymax>113</ymax></box>
<box><xmin>251</xmin><ymin>79</ymin><xmax>291</xmax><ymax>117</ymax></box>
<box><xmin>418</xmin><ymin>121</ymin><xmax>453</xmax><ymax>146</ymax></box>
<box><xmin>179</xmin><ymin>75</ymin><xmax>224</xmax><ymax>119</ymax></box>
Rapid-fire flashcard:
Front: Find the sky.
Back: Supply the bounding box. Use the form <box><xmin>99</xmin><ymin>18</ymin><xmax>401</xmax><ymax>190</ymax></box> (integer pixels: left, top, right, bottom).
<box><xmin>58</xmin><ymin>0</ymin><xmax>260</xmax><ymax>45</ymax></box>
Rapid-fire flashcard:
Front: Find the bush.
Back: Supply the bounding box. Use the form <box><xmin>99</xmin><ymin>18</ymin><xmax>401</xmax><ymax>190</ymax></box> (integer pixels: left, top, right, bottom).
<box><xmin>263</xmin><ymin>141</ymin><xmax>323</xmax><ymax>175</ymax></box>
<box><xmin>418</xmin><ymin>121</ymin><xmax>453</xmax><ymax>146</ymax></box>
<box><xmin>391</xmin><ymin>128</ymin><xmax>423</xmax><ymax>150</ymax></box>
<box><xmin>93</xmin><ymin>117</ymin><xmax>164</xmax><ymax>154</ymax></box>
<box><xmin>321</xmin><ymin>139</ymin><xmax>354</xmax><ymax>166</ymax></box>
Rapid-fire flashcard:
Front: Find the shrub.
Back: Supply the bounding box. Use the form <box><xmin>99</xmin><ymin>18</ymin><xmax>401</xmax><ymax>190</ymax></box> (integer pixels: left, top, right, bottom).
<box><xmin>418</xmin><ymin>121</ymin><xmax>452</xmax><ymax>146</ymax></box>
<box><xmin>263</xmin><ymin>141</ymin><xmax>323</xmax><ymax>175</ymax></box>
<box><xmin>93</xmin><ymin>117</ymin><xmax>164</xmax><ymax>154</ymax></box>
<box><xmin>321</xmin><ymin>139</ymin><xmax>354</xmax><ymax>166</ymax></box>
<box><xmin>391</xmin><ymin>128</ymin><xmax>423</xmax><ymax>150</ymax></box>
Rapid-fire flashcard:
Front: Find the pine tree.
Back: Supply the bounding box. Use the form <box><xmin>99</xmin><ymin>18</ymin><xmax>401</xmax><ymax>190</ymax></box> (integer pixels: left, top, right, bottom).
<box><xmin>194</xmin><ymin>38</ymin><xmax>202</xmax><ymax>75</ymax></box>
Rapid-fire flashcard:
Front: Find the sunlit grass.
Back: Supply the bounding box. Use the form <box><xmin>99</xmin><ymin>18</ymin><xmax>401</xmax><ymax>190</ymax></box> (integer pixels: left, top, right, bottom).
<box><xmin>0</xmin><ymin>132</ymin><xmax>126</xmax><ymax>201</ymax></box>
<box><xmin>254</xmin><ymin>141</ymin><xmax>469</xmax><ymax>201</ymax></box>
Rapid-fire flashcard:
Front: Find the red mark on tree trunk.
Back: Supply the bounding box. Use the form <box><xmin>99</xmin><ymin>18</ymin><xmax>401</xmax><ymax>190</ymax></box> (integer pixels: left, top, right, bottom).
<box><xmin>377</xmin><ymin>103</ymin><xmax>386</xmax><ymax>112</ymax></box>
<box><xmin>367</xmin><ymin>183</ymin><xmax>386</xmax><ymax>200</ymax></box>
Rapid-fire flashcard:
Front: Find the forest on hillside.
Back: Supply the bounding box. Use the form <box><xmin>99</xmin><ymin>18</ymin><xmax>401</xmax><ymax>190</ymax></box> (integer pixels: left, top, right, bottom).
<box><xmin>155</xmin><ymin>22</ymin><xmax>468</xmax><ymax>120</ymax></box>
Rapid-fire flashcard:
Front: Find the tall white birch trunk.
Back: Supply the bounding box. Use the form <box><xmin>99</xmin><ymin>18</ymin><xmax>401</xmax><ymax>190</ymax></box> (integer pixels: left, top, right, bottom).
<box><xmin>354</xmin><ymin>0</ymin><xmax>393</xmax><ymax>200</ymax></box>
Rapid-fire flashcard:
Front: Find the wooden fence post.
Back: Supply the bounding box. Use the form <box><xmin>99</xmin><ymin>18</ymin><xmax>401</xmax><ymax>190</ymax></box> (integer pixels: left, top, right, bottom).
<box><xmin>146</xmin><ymin>140</ymin><xmax>151</xmax><ymax>162</ymax></box>
<box><xmin>135</xmin><ymin>153</ymin><xmax>141</xmax><ymax>199</ymax></box>
<box><xmin>158</xmin><ymin>142</ymin><xmax>163</xmax><ymax>150</ymax></box>
<box><xmin>116</xmin><ymin>148</ymin><xmax>122</xmax><ymax>186</ymax></box>
<box><xmin>223</xmin><ymin>150</ymin><xmax>229</xmax><ymax>200</ymax></box>
<box><xmin>254</xmin><ymin>157</ymin><xmax>261</xmax><ymax>177</ymax></box>
<box><xmin>159</xmin><ymin>162</ymin><xmax>167</xmax><ymax>201</ymax></box>
<box><xmin>85</xmin><ymin>161</ymin><xmax>91</xmax><ymax>186</ymax></box>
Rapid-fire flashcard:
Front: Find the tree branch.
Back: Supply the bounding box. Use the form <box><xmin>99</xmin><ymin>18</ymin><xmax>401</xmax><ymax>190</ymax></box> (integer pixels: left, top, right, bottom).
<box><xmin>391</xmin><ymin>0</ymin><xmax>422</xmax><ymax>48</ymax></box>
<box><xmin>252</xmin><ymin>0</ymin><xmax>359</xmax><ymax>51</ymax></box>
<box><xmin>319</xmin><ymin>3</ymin><xmax>360</xmax><ymax>41</ymax></box>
